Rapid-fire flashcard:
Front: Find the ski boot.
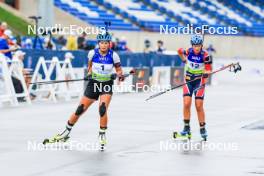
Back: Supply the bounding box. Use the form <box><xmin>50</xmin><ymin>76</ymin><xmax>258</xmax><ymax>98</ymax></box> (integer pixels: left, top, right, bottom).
<box><xmin>99</xmin><ymin>131</ymin><xmax>107</xmax><ymax>151</ymax></box>
<box><xmin>43</xmin><ymin>134</ymin><xmax>70</xmax><ymax>145</ymax></box>
<box><xmin>200</xmin><ymin>128</ymin><xmax>208</xmax><ymax>141</ymax></box>
<box><xmin>173</xmin><ymin>126</ymin><xmax>192</xmax><ymax>140</ymax></box>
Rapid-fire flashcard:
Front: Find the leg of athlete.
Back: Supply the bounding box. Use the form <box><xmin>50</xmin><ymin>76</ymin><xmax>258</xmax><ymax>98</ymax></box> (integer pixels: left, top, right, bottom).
<box><xmin>98</xmin><ymin>93</ymin><xmax>112</xmax><ymax>150</ymax></box>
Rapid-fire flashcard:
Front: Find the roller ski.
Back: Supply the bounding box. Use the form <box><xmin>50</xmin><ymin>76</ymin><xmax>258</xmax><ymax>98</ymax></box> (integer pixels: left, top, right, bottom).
<box><xmin>43</xmin><ymin>122</ymin><xmax>72</xmax><ymax>145</ymax></box>
<box><xmin>99</xmin><ymin>132</ymin><xmax>107</xmax><ymax>151</ymax></box>
<box><xmin>173</xmin><ymin>125</ymin><xmax>192</xmax><ymax>140</ymax></box>
<box><xmin>99</xmin><ymin>129</ymin><xmax>107</xmax><ymax>151</ymax></box>
<box><xmin>43</xmin><ymin>134</ymin><xmax>70</xmax><ymax>145</ymax></box>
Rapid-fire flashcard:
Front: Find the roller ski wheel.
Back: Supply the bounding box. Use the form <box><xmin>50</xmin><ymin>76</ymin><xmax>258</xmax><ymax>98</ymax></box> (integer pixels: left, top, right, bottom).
<box><xmin>43</xmin><ymin>134</ymin><xmax>70</xmax><ymax>145</ymax></box>
<box><xmin>99</xmin><ymin>132</ymin><xmax>106</xmax><ymax>151</ymax></box>
<box><xmin>172</xmin><ymin>131</ymin><xmax>178</xmax><ymax>139</ymax></box>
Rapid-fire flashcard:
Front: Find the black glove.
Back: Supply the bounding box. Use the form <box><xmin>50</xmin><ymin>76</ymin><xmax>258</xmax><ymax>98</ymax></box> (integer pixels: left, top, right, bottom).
<box><xmin>118</xmin><ymin>75</ymin><xmax>125</xmax><ymax>82</ymax></box>
<box><xmin>110</xmin><ymin>73</ymin><xmax>125</xmax><ymax>81</ymax></box>
<box><xmin>110</xmin><ymin>73</ymin><xmax>117</xmax><ymax>80</ymax></box>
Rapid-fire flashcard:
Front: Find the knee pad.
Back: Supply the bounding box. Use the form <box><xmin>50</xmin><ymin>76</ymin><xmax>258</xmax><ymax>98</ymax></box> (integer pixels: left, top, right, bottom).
<box><xmin>75</xmin><ymin>104</ymin><xmax>84</xmax><ymax>116</ymax></box>
<box><xmin>99</xmin><ymin>102</ymin><xmax>106</xmax><ymax>117</ymax></box>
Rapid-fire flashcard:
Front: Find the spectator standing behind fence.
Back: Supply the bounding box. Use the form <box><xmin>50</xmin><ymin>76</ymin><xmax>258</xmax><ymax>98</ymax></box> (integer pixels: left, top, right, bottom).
<box><xmin>22</xmin><ymin>38</ymin><xmax>33</xmax><ymax>49</ymax></box>
<box><xmin>156</xmin><ymin>40</ymin><xmax>165</xmax><ymax>53</ymax></box>
<box><xmin>64</xmin><ymin>52</ymin><xmax>75</xmax><ymax>89</ymax></box>
<box><xmin>143</xmin><ymin>39</ymin><xmax>153</xmax><ymax>53</ymax></box>
<box><xmin>55</xmin><ymin>35</ymin><xmax>67</xmax><ymax>50</ymax></box>
<box><xmin>77</xmin><ymin>32</ymin><xmax>87</xmax><ymax>50</ymax></box>
<box><xmin>13</xmin><ymin>50</ymin><xmax>33</xmax><ymax>89</ymax></box>
<box><xmin>117</xmin><ymin>36</ymin><xmax>130</xmax><ymax>52</ymax></box>
<box><xmin>44</xmin><ymin>37</ymin><xmax>56</xmax><ymax>50</ymax></box>
<box><xmin>10</xmin><ymin>50</ymin><xmax>26</xmax><ymax>102</ymax></box>
<box><xmin>0</xmin><ymin>30</ymin><xmax>18</xmax><ymax>59</ymax></box>
<box><xmin>66</xmin><ymin>34</ymin><xmax>78</xmax><ymax>50</ymax></box>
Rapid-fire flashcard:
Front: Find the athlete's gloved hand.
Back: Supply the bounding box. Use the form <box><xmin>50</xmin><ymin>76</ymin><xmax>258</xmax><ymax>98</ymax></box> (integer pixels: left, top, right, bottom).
<box><xmin>110</xmin><ymin>73</ymin><xmax>125</xmax><ymax>81</ymax></box>
<box><xmin>118</xmin><ymin>74</ymin><xmax>125</xmax><ymax>82</ymax></box>
<box><xmin>110</xmin><ymin>73</ymin><xmax>117</xmax><ymax>80</ymax></box>
<box><xmin>84</xmin><ymin>74</ymin><xmax>92</xmax><ymax>80</ymax></box>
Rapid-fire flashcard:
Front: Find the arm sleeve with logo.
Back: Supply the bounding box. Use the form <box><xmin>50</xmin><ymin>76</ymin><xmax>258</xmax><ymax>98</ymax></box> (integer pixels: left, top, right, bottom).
<box><xmin>113</xmin><ymin>51</ymin><xmax>121</xmax><ymax>67</ymax></box>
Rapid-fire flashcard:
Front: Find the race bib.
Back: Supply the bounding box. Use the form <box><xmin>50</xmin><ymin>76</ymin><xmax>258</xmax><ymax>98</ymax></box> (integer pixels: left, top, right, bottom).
<box><xmin>92</xmin><ymin>62</ymin><xmax>113</xmax><ymax>75</ymax></box>
<box><xmin>187</xmin><ymin>61</ymin><xmax>204</xmax><ymax>71</ymax></box>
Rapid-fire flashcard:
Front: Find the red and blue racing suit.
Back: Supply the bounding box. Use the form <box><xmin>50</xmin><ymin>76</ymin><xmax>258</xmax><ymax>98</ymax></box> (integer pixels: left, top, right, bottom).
<box><xmin>178</xmin><ymin>48</ymin><xmax>212</xmax><ymax>100</ymax></box>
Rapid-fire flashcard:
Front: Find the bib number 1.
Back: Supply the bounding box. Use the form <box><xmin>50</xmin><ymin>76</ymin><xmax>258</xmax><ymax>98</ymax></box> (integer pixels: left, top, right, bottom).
<box><xmin>101</xmin><ymin>65</ymin><xmax>105</xmax><ymax>71</ymax></box>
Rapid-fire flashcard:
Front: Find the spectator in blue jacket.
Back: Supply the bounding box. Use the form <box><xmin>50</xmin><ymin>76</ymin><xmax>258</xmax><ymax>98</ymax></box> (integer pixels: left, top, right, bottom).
<box><xmin>0</xmin><ymin>30</ymin><xmax>18</xmax><ymax>58</ymax></box>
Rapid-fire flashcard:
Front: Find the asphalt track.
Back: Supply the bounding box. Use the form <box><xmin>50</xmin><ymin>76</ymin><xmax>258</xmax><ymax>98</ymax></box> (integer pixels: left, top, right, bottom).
<box><xmin>1</xmin><ymin>59</ymin><xmax>264</xmax><ymax>176</ymax></box>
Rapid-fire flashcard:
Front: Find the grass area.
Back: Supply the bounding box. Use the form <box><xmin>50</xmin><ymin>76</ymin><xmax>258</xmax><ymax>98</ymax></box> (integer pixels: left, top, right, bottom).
<box><xmin>0</xmin><ymin>5</ymin><xmax>31</xmax><ymax>36</ymax></box>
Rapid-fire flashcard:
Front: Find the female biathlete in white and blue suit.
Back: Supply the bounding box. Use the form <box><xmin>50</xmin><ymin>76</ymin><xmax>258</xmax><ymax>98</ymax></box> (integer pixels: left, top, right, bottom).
<box><xmin>44</xmin><ymin>31</ymin><xmax>124</xmax><ymax>149</ymax></box>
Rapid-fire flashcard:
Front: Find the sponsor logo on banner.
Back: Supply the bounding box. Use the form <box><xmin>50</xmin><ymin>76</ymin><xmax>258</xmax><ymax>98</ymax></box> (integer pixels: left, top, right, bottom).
<box><xmin>132</xmin><ymin>68</ymin><xmax>150</xmax><ymax>91</ymax></box>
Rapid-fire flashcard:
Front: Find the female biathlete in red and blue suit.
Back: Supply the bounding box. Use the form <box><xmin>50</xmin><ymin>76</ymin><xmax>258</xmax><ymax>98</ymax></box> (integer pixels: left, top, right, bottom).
<box><xmin>177</xmin><ymin>34</ymin><xmax>212</xmax><ymax>140</ymax></box>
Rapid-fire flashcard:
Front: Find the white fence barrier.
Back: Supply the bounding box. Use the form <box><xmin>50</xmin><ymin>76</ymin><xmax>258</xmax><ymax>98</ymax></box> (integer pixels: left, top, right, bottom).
<box><xmin>29</xmin><ymin>56</ymin><xmax>81</xmax><ymax>102</ymax></box>
<box><xmin>0</xmin><ymin>54</ymin><xmax>31</xmax><ymax>106</ymax></box>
